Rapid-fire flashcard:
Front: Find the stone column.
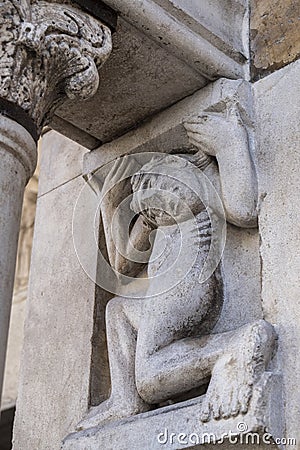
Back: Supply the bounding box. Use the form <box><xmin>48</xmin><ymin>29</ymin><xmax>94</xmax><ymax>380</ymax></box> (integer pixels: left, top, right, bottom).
<box><xmin>0</xmin><ymin>0</ymin><xmax>112</xmax><ymax>406</ymax></box>
<box><xmin>0</xmin><ymin>115</ymin><xmax>36</xmax><ymax>400</ymax></box>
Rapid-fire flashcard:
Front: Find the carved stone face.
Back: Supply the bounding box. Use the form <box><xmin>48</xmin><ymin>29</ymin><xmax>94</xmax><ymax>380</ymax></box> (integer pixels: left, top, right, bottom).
<box><xmin>130</xmin><ymin>160</ymin><xmax>205</xmax><ymax>227</ymax></box>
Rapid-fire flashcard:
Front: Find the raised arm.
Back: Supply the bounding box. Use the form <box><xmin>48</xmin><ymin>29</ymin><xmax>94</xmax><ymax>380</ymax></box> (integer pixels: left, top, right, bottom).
<box><xmin>100</xmin><ymin>156</ymin><xmax>153</xmax><ymax>278</ymax></box>
<box><xmin>184</xmin><ymin>104</ymin><xmax>258</xmax><ymax>228</ymax></box>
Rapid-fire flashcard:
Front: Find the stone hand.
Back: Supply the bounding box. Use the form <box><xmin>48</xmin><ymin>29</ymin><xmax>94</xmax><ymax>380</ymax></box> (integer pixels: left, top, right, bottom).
<box><xmin>184</xmin><ymin>105</ymin><xmax>248</xmax><ymax>157</ymax></box>
<box><xmin>102</xmin><ymin>155</ymin><xmax>141</xmax><ymax>206</ymax></box>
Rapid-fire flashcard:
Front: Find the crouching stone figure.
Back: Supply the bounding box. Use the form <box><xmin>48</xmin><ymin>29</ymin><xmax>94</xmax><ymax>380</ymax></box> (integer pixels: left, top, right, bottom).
<box><xmin>78</xmin><ymin>105</ymin><xmax>276</xmax><ymax>430</ymax></box>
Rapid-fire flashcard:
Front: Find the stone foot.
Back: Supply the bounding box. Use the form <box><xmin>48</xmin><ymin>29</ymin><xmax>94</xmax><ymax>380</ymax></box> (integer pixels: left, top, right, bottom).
<box><xmin>200</xmin><ymin>320</ymin><xmax>276</xmax><ymax>422</ymax></box>
<box><xmin>76</xmin><ymin>396</ymin><xmax>150</xmax><ymax>431</ymax></box>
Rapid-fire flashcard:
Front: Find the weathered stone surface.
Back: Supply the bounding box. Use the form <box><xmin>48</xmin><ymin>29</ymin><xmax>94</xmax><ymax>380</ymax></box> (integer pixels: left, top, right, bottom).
<box><xmin>250</xmin><ymin>0</ymin><xmax>300</xmax><ymax>79</ymax></box>
<box><xmin>1</xmin><ymin>300</ymin><xmax>26</xmax><ymax>411</ymax></box>
<box><xmin>0</xmin><ymin>115</ymin><xmax>36</xmax><ymax>409</ymax></box>
<box><xmin>38</xmin><ymin>130</ymin><xmax>89</xmax><ymax>197</ymax></box>
<box><xmin>53</xmin><ymin>0</ymin><xmax>251</xmax><ymax>147</ymax></box>
<box><xmin>12</xmin><ymin>174</ymin><xmax>98</xmax><ymax>450</ymax></box>
<box><xmin>63</xmin><ymin>373</ymin><xmax>282</xmax><ymax>450</ymax></box>
<box><xmin>1</xmin><ymin>166</ymin><xmax>38</xmax><ymax>411</ymax></box>
<box><xmin>48</xmin><ymin>117</ymin><xmax>101</xmax><ymax>150</ymax></box>
<box><xmin>54</xmin><ymin>17</ymin><xmax>207</xmax><ymax>147</ymax></box>
<box><xmin>254</xmin><ymin>59</ymin><xmax>300</xmax><ymax>449</ymax></box>
<box><xmin>146</xmin><ymin>0</ymin><xmax>249</xmax><ymax>58</ymax></box>
<box><xmin>0</xmin><ymin>0</ymin><xmax>112</xmax><ymax>134</ymax></box>
<box><xmin>83</xmin><ymin>79</ymin><xmax>254</xmax><ymax>172</ymax></box>
<box><xmin>102</xmin><ymin>0</ymin><xmax>249</xmax><ymax>70</ymax></box>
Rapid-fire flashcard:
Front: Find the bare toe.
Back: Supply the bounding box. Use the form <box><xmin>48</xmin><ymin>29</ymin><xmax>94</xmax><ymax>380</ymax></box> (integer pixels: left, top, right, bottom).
<box><xmin>200</xmin><ymin>397</ymin><xmax>211</xmax><ymax>423</ymax></box>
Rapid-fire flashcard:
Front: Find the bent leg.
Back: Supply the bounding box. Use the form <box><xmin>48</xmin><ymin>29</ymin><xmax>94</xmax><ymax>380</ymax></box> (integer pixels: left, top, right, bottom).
<box><xmin>136</xmin><ymin>330</ymin><xmax>228</xmax><ymax>403</ymax></box>
<box><xmin>200</xmin><ymin>319</ymin><xmax>276</xmax><ymax>422</ymax></box>
<box><xmin>77</xmin><ymin>295</ymin><xmax>149</xmax><ymax>430</ymax></box>
<box><xmin>135</xmin><ymin>270</ymin><xmax>223</xmax><ymax>403</ymax></box>
<box><xmin>136</xmin><ymin>317</ymin><xmax>276</xmax><ymax>421</ymax></box>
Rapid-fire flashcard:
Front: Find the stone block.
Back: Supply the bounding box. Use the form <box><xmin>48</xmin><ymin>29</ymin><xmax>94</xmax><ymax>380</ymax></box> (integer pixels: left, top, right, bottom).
<box><xmin>62</xmin><ymin>373</ymin><xmax>283</xmax><ymax>450</ymax></box>
<box><xmin>251</xmin><ymin>0</ymin><xmax>300</xmax><ymax>79</ymax></box>
<box><xmin>254</xmin><ymin>59</ymin><xmax>300</xmax><ymax>449</ymax></box>
<box><xmin>38</xmin><ymin>131</ymin><xmax>89</xmax><ymax>197</ymax></box>
<box><xmin>13</xmin><ymin>176</ymin><xmax>98</xmax><ymax>450</ymax></box>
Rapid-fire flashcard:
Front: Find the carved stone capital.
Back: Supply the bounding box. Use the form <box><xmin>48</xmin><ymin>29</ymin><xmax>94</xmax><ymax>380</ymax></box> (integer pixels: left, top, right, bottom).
<box><xmin>0</xmin><ymin>0</ymin><xmax>112</xmax><ymax>138</ymax></box>
<box><xmin>0</xmin><ymin>114</ymin><xmax>36</xmax><ymax>179</ymax></box>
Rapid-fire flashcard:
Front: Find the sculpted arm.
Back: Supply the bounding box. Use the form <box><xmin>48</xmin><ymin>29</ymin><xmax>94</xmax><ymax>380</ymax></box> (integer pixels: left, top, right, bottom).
<box><xmin>185</xmin><ymin>105</ymin><xmax>258</xmax><ymax>228</ymax></box>
<box><xmin>100</xmin><ymin>157</ymin><xmax>152</xmax><ymax>277</ymax></box>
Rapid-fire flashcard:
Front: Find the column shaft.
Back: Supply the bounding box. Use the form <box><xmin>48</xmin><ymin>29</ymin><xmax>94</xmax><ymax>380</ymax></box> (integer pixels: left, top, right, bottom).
<box><xmin>0</xmin><ymin>116</ymin><xmax>36</xmax><ymax>403</ymax></box>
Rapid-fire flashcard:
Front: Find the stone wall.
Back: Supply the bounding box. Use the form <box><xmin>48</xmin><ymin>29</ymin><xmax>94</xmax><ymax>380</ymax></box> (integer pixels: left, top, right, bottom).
<box><xmin>250</xmin><ymin>0</ymin><xmax>300</xmax><ymax>80</ymax></box>
<box><xmin>12</xmin><ymin>132</ymin><xmax>98</xmax><ymax>450</ymax></box>
<box><xmin>254</xmin><ymin>59</ymin><xmax>300</xmax><ymax>448</ymax></box>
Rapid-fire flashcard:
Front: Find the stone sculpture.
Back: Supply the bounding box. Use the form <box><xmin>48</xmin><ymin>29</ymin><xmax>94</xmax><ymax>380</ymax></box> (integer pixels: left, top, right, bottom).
<box><xmin>0</xmin><ymin>0</ymin><xmax>112</xmax><ymax>134</ymax></box>
<box><xmin>78</xmin><ymin>103</ymin><xmax>276</xmax><ymax>430</ymax></box>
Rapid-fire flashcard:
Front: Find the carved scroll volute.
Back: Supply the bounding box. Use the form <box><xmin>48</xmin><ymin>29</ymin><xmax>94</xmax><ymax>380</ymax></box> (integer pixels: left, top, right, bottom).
<box><xmin>0</xmin><ymin>0</ymin><xmax>112</xmax><ymax>134</ymax></box>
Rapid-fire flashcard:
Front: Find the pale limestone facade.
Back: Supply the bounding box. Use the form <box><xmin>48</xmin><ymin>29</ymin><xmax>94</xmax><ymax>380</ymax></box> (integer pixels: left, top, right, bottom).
<box><xmin>0</xmin><ymin>1</ymin><xmax>299</xmax><ymax>450</ymax></box>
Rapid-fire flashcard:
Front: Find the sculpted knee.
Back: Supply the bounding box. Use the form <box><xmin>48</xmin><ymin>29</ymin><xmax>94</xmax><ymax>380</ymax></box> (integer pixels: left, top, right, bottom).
<box><xmin>239</xmin><ymin>319</ymin><xmax>277</xmax><ymax>366</ymax></box>
<box><xmin>135</xmin><ymin>367</ymin><xmax>157</xmax><ymax>405</ymax></box>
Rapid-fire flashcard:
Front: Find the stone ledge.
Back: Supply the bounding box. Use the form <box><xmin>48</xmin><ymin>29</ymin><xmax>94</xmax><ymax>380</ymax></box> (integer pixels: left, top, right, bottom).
<box><xmin>51</xmin><ymin>1</ymin><xmax>249</xmax><ymax>148</ymax></box>
<box><xmin>62</xmin><ymin>373</ymin><xmax>283</xmax><ymax>450</ymax></box>
<box><xmin>83</xmin><ymin>78</ymin><xmax>253</xmax><ymax>177</ymax></box>
<box><xmin>101</xmin><ymin>0</ymin><xmax>248</xmax><ymax>77</ymax></box>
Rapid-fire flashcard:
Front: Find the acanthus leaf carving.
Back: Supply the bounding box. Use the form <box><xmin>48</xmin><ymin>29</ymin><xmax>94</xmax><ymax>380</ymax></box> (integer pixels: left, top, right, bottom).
<box><xmin>0</xmin><ymin>0</ymin><xmax>112</xmax><ymax>133</ymax></box>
